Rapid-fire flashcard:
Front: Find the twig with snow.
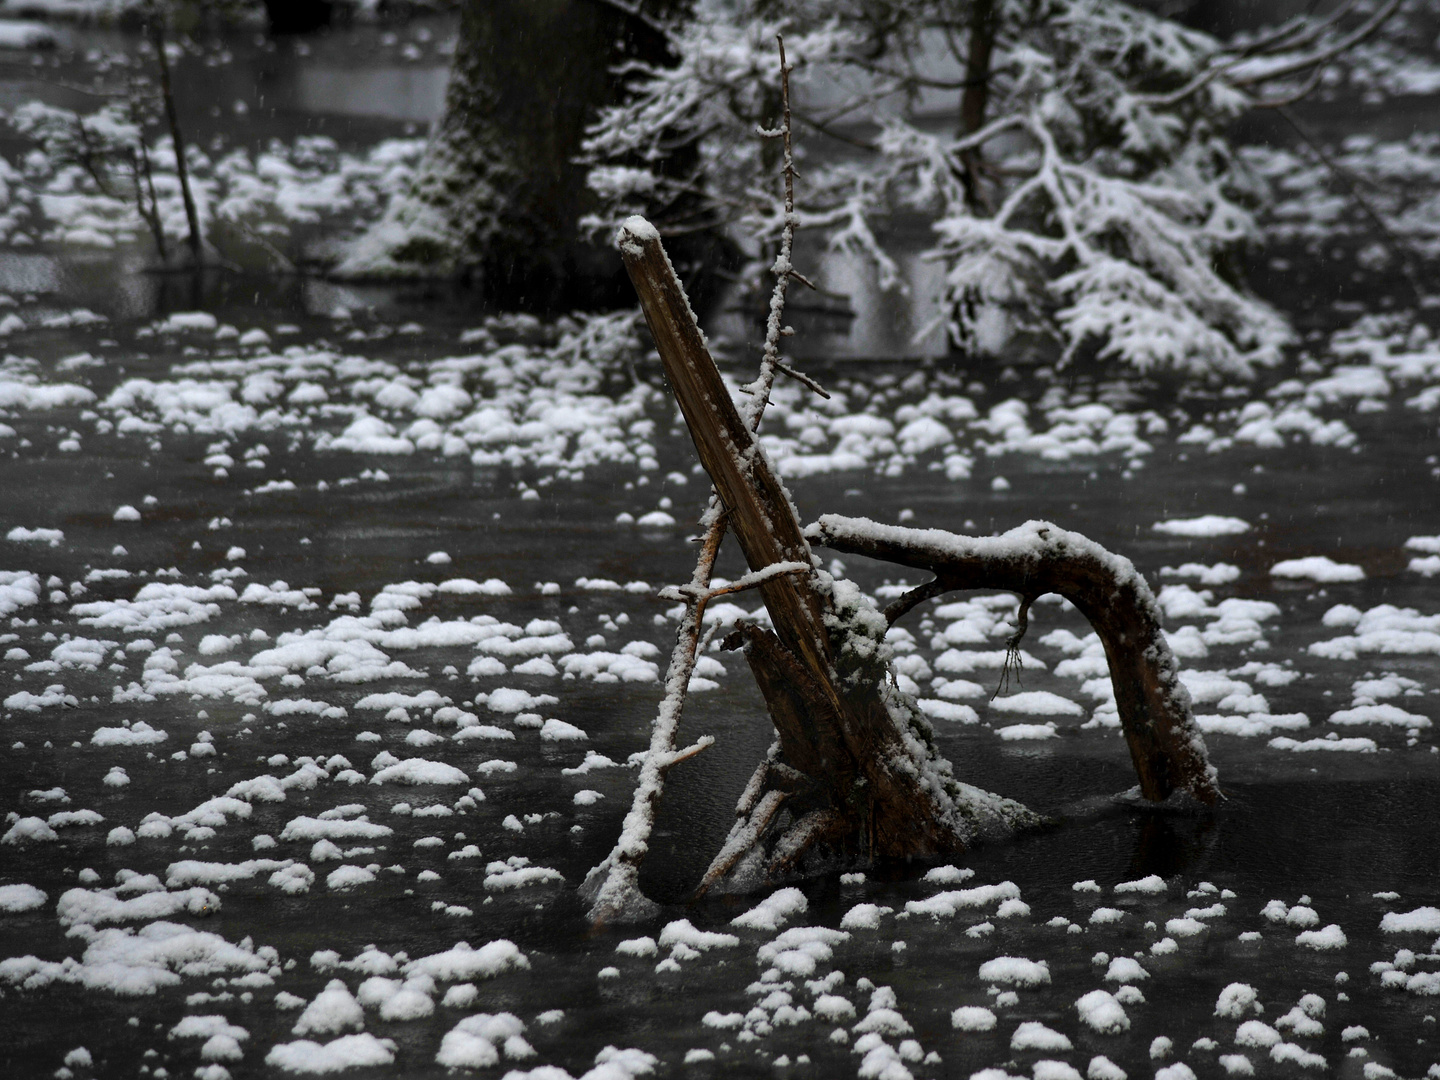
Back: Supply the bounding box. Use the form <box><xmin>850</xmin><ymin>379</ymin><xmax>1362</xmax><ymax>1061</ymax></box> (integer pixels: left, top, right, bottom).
<box><xmin>583</xmin><ymin>38</ymin><xmax>821</xmax><ymax>924</ymax></box>
<box><xmin>658</xmin><ymin>560</ymin><xmax>811</xmax><ymax>604</ymax></box>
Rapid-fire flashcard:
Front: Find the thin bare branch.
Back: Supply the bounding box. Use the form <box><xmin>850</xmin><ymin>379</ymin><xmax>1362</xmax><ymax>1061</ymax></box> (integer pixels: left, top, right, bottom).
<box><xmin>1276</xmin><ymin>107</ymin><xmax>1423</xmax><ymax>306</ymax></box>
<box><xmin>773</xmin><ymin>361</ymin><xmax>831</xmax><ymax>400</ymax></box>
<box><xmin>658</xmin><ymin>735</ymin><xmax>715</xmax><ymax>773</ymax></box>
<box><xmin>882</xmin><ymin>576</ymin><xmax>950</xmax><ymax>625</ymax></box>
<box><xmin>694</xmin><ymin>789</ymin><xmax>788</xmax><ymax>898</ymax></box>
<box><xmin>1250</xmin><ymin>62</ymin><xmax>1329</xmax><ymax>109</ymax></box>
<box><xmin>660</xmin><ymin>560</ymin><xmax>812</xmax><ymax>603</ymax></box>
<box><xmin>740</xmin><ymin>35</ymin><xmax>799</xmax><ymax>427</ymax></box>
<box><xmin>1235</xmin><ymin>0</ymin><xmax>1361</xmax><ymax>58</ymax></box>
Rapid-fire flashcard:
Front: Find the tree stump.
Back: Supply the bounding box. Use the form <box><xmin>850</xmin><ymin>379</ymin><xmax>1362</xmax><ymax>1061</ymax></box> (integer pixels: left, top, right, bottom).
<box><xmin>611</xmin><ymin>217</ymin><xmax>1218</xmax><ymax>897</ymax></box>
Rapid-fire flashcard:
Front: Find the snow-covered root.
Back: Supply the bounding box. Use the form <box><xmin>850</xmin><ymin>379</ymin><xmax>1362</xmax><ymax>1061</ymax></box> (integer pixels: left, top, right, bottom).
<box><xmin>807</xmin><ymin>515</ymin><xmax>1221</xmax><ymax>806</ymax></box>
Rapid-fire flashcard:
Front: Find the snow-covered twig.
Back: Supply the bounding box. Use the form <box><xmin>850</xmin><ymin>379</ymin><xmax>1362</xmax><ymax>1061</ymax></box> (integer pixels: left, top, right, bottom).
<box><xmin>580</xmin><ymin>498</ymin><xmax>728</xmax><ymax>923</ymax></box>
<box><xmin>659</xmin><ymin>560</ymin><xmax>811</xmax><ymax>604</ymax></box>
<box><xmin>741</xmin><ymin>35</ymin><xmax>800</xmax><ymax>428</ymax></box>
<box><xmin>584</xmin><ymin>40</ymin><xmax>822</xmax><ymax>925</ymax></box>
<box><xmin>1228</xmin><ymin>0</ymin><xmax>1402</xmax><ymax>87</ymax></box>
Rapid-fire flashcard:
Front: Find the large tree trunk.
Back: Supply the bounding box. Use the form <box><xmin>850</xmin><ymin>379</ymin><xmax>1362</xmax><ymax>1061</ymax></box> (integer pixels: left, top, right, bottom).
<box><xmin>959</xmin><ymin>0</ymin><xmax>996</xmax><ymax>212</ymax></box>
<box><xmin>262</xmin><ymin>0</ymin><xmax>332</xmax><ymax>35</ymax></box>
<box><xmin>601</xmin><ymin>219</ymin><xmax>1219</xmax><ymax>900</ymax></box>
<box><xmin>335</xmin><ymin>0</ymin><xmax>679</xmax><ymax>309</ymax></box>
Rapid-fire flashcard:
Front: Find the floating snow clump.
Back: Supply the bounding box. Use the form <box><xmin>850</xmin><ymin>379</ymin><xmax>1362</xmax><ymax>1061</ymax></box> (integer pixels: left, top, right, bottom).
<box><xmin>906</xmin><ymin>881</ymin><xmax>1020</xmax><ymax>919</ymax></box>
<box><xmin>402</xmin><ymin>940</ymin><xmax>530</xmax><ymax>981</ymax></box>
<box><xmin>2</xmin><ymin>817</ymin><xmax>59</xmax><ymax>844</ymax></box>
<box><xmin>0</xmin><ymin>884</ymin><xmax>47</xmax><ymax>912</ymax></box>
<box><xmin>732</xmin><ymin>887</ymin><xmax>808</xmax><ymax>932</ymax></box>
<box><xmin>1380</xmin><ymin>907</ymin><xmax>1440</xmax><ymax>934</ymax></box>
<box><xmin>918</xmin><ymin>699</ymin><xmax>980</xmax><ymax>723</ymax></box>
<box><xmin>264</xmin><ymin>1034</ymin><xmax>396</xmax><ymax>1073</ymax></box>
<box><xmin>952</xmin><ymin>1005</ymin><xmax>998</xmax><ymax>1031</ymax></box>
<box><xmin>1012</xmin><ymin>1021</ymin><xmax>1073</xmax><ymax>1051</ymax></box>
<box><xmin>485</xmin><ymin>688</ymin><xmax>559</xmax><ymax>713</ymax></box>
<box><xmin>1114</xmin><ymin>875</ymin><xmax>1167</xmax><ymax>895</ymax></box>
<box><xmin>1153</xmin><ymin>516</ymin><xmax>1251</xmax><ymax>536</ymax></box>
<box><xmin>434</xmin><ymin>1013</ymin><xmax>531</xmax><ymax>1069</ymax></box>
<box><xmin>1328</xmin><ymin>704</ymin><xmax>1430</xmax><ymax>728</ymax></box>
<box><xmin>1215</xmin><ymin>983</ymin><xmax>1259</xmax><ymax>1018</ymax></box>
<box><xmin>1269</xmin><ymin>736</ymin><xmax>1377</xmax><ymax>753</ymax></box>
<box><xmin>979</xmin><ymin>956</ymin><xmax>1050</xmax><ymax>986</ymax></box>
<box><xmin>539</xmin><ymin>718</ymin><xmax>587</xmax><ymax>742</ymax></box>
<box><xmin>1076</xmin><ymin>990</ymin><xmax>1130</xmax><ymax>1034</ymax></box>
<box><xmin>997</xmin><ymin>723</ymin><xmax>1059</xmax><ymax>741</ymax></box>
<box><xmin>370</xmin><ymin>759</ymin><xmax>469</xmax><ymax>785</ymax></box>
<box><xmin>990</xmin><ymin>691</ymin><xmax>1084</xmax><ymax>716</ymax></box>
<box><xmin>840</xmin><ymin>903</ymin><xmax>892</xmax><ymax>931</ymax></box>
<box><xmin>6</xmin><ymin>526</ymin><xmax>64</xmax><ymax>545</ymax></box>
<box><xmin>1270</xmin><ymin>557</ymin><xmax>1364</xmax><ymax>582</ymax></box>
<box><xmin>326</xmin><ymin>866</ymin><xmax>376</xmax><ymax>891</ymax></box>
<box><xmin>1160</xmin><ymin>562</ymin><xmax>1241</xmax><ymax>585</ymax></box>
<box><xmin>1295</xmin><ymin>925</ymin><xmax>1347</xmax><ymax>950</ymax></box>
<box><xmin>1104</xmin><ymin>957</ymin><xmax>1147</xmax><ymax>983</ymax></box>
<box><xmin>292</xmin><ymin>980</ymin><xmax>365</xmax><ymax>1036</ymax></box>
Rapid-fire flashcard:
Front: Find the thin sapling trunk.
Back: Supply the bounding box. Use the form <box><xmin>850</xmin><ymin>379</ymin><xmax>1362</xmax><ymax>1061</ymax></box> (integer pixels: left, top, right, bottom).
<box><xmin>149</xmin><ymin>8</ymin><xmax>202</xmax><ymax>267</ymax></box>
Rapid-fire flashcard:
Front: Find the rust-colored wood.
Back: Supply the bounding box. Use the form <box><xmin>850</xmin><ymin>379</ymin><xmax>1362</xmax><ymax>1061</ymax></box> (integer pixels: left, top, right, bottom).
<box><xmin>618</xmin><ymin>221</ymin><xmax>986</xmax><ymax>867</ymax></box>
<box><xmin>616</xmin><ymin>222</ymin><xmax>835</xmax><ymax>693</ymax></box>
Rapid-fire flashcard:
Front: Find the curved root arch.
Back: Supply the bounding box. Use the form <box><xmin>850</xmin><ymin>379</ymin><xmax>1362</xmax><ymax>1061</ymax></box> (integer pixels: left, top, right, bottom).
<box><xmin>806</xmin><ymin>514</ymin><xmax>1221</xmax><ymax>807</ymax></box>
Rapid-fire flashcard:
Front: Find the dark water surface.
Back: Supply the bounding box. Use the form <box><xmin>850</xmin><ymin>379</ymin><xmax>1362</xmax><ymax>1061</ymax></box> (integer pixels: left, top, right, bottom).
<box><xmin>0</xmin><ymin>12</ymin><xmax>1439</xmax><ymax>1080</ymax></box>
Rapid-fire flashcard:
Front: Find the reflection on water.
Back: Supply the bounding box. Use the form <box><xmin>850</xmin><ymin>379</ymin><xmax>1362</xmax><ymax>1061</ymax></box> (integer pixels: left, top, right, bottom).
<box><xmin>291</xmin><ymin>64</ymin><xmax>449</xmax><ymax>122</ymax></box>
<box><xmin>0</xmin><ymin>5</ymin><xmax>1434</xmax><ymax>349</ymax></box>
<box><xmin>0</xmin><ymin>251</ymin><xmax>65</xmax><ymax>296</ymax></box>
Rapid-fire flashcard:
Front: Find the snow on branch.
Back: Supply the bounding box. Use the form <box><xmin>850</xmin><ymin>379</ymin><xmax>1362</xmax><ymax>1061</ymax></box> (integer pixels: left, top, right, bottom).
<box><xmin>582</xmin><ymin>0</ymin><xmax>1393</xmax><ymax>378</ymax></box>
<box><xmin>807</xmin><ymin>514</ymin><xmax>1220</xmax><ymax>806</ymax></box>
<box><xmin>658</xmin><ymin>560</ymin><xmax>812</xmax><ymax>604</ymax></box>
<box><xmin>584</xmin><ymin>38</ymin><xmax>830</xmax><ymax>924</ymax></box>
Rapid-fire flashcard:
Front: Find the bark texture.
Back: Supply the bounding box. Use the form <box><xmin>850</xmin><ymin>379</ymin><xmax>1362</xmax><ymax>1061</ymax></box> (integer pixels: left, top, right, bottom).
<box><xmin>608</xmin><ymin>220</ymin><xmax>1219</xmax><ymax>899</ymax></box>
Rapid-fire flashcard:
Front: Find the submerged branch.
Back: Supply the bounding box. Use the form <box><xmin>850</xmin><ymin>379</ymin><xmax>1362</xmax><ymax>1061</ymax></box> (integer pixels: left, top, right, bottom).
<box><xmin>808</xmin><ymin>514</ymin><xmax>1221</xmax><ymax>806</ymax></box>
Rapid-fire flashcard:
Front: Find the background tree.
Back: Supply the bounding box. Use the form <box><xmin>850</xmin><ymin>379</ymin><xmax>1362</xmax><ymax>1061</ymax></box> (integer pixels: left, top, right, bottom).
<box><xmin>582</xmin><ymin>0</ymin><xmax>1401</xmax><ymax>377</ymax></box>
<box><xmin>336</xmin><ymin>0</ymin><xmax>703</xmax><ymax>310</ymax></box>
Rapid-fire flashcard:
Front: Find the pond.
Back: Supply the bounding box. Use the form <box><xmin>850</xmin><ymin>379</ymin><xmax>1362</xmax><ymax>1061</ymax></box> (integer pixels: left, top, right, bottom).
<box><xmin>1</xmin><ymin>11</ymin><xmax>1440</xmax><ymax>1080</ymax></box>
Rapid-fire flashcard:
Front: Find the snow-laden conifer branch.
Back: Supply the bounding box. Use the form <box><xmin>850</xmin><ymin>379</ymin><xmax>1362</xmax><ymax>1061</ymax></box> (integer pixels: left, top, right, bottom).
<box><xmin>1225</xmin><ymin>0</ymin><xmax>1402</xmax><ymax>87</ymax></box>
<box><xmin>1138</xmin><ymin>0</ymin><xmax>1400</xmax><ymax>108</ymax></box>
<box><xmin>583</xmin><ymin>0</ymin><xmax>1404</xmax><ymax>378</ymax></box>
